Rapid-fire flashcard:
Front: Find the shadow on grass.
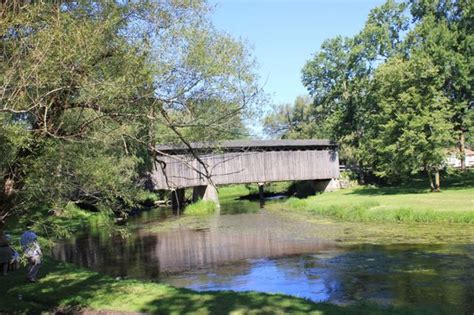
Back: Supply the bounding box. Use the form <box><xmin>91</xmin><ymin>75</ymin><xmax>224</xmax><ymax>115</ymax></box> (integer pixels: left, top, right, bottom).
<box><xmin>347</xmin><ymin>186</ymin><xmax>429</xmax><ymax>196</ymax></box>
<box><xmin>139</xmin><ymin>289</ymin><xmax>454</xmax><ymax>315</ymax></box>
<box><xmin>1</xmin><ymin>258</ymin><xmax>114</xmax><ymax>313</ymax></box>
<box><xmin>348</xmin><ymin>170</ymin><xmax>474</xmax><ymax>196</ymax></box>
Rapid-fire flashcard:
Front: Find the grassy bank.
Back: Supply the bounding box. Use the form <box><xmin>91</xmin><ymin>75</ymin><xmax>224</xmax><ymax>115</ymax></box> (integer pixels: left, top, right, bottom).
<box><xmin>277</xmin><ymin>172</ymin><xmax>474</xmax><ymax>224</ymax></box>
<box><xmin>269</xmin><ymin>209</ymin><xmax>474</xmax><ymax>245</ymax></box>
<box><xmin>0</xmin><ymin>257</ymin><xmax>454</xmax><ymax>314</ymax></box>
<box><xmin>184</xmin><ymin>200</ymin><xmax>217</xmax><ymax>216</ymax></box>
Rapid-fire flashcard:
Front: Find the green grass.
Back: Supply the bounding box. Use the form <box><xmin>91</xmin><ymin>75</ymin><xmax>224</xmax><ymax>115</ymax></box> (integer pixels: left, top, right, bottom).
<box><xmin>218</xmin><ymin>182</ymin><xmax>292</xmax><ymax>201</ymax></box>
<box><xmin>286</xmin><ymin>196</ymin><xmax>474</xmax><ymax>223</ymax></box>
<box><xmin>281</xmin><ymin>171</ymin><xmax>474</xmax><ymax>224</ymax></box>
<box><xmin>184</xmin><ymin>200</ymin><xmax>217</xmax><ymax>216</ymax></box>
<box><xmin>0</xmin><ymin>258</ymin><xmax>452</xmax><ymax>314</ymax></box>
<box><xmin>218</xmin><ymin>184</ymin><xmax>253</xmax><ymax>201</ymax></box>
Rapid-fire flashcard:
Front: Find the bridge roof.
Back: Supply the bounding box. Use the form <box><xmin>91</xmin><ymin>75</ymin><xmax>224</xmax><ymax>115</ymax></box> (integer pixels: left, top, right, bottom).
<box><xmin>156</xmin><ymin>139</ymin><xmax>336</xmax><ymax>154</ymax></box>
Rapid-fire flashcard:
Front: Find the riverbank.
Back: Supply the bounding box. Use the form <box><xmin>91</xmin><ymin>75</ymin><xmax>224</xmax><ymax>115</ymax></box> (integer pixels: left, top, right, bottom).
<box><xmin>148</xmin><ymin>203</ymin><xmax>474</xmax><ymax>246</ymax></box>
<box><xmin>266</xmin><ymin>172</ymin><xmax>474</xmax><ymax>244</ymax></box>
<box><xmin>0</xmin><ymin>257</ymin><xmax>419</xmax><ymax>314</ymax></box>
<box><xmin>268</xmin><ymin>172</ymin><xmax>474</xmax><ymax>226</ymax></box>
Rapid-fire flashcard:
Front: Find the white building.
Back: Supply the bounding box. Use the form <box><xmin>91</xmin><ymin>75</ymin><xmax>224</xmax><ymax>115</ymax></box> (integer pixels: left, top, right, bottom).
<box><xmin>446</xmin><ymin>148</ymin><xmax>474</xmax><ymax>168</ymax></box>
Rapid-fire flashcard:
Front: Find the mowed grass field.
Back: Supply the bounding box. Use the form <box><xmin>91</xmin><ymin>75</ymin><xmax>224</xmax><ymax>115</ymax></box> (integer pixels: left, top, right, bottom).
<box><xmin>295</xmin><ymin>183</ymin><xmax>474</xmax><ymax>212</ymax></box>
<box><xmin>281</xmin><ymin>171</ymin><xmax>474</xmax><ymax>223</ymax></box>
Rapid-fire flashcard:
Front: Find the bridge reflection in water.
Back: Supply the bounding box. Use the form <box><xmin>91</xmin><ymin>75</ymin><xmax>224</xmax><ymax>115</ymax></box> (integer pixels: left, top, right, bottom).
<box><xmin>52</xmin><ymin>212</ymin><xmax>331</xmax><ymax>279</ymax></box>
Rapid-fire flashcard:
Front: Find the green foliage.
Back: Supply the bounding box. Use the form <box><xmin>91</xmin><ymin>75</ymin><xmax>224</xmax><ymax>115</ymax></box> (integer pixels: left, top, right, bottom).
<box><xmin>184</xmin><ymin>200</ymin><xmax>217</xmax><ymax>216</ymax></box>
<box><xmin>218</xmin><ymin>185</ymin><xmax>253</xmax><ymax>200</ymax></box>
<box><xmin>363</xmin><ymin>55</ymin><xmax>454</xmax><ymax>180</ymax></box>
<box><xmin>0</xmin><ymin>1</ymin><xmax>261</xmax><ymax>231</ymax></box>
<box><xmin>286</xmin><ymin>197</ymin><xmax>309</xmax><ymax>209</ymax></box>
<box><xmin>136</xmin><ymin>191</ymin><xmax>160</xmax><ymax>204</ymax></box>
<box><xmin>299</xmin><ymin>202</ymin><xmax>474</xmax><ymax>224</ymax></box>
<box><xmin>263</xmin><ymin>95</ymin><xmax>328</xmax><ymax>139</ymax></box>
<box><xmin>340</xmin><ymin>170</ymin><xmax>359</xmax><ymax>182</ymax></box>
<box><xmin>294</xmin><ymin>0</ymin><xmax>472</xmax><ymax>186</ymax></box>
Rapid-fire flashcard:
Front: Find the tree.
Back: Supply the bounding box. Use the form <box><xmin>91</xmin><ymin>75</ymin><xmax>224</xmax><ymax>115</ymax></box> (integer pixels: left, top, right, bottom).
<box><xmin>263</xmin><ymin>95</ymin><xmax>324</xmax><ymax>139</ymax></box>
<box><xmin>364</xmin><ymin>55</ymin><xmax>454</xmax><ymax>190</ymax></box>
<box><xmin>1</xmin><ymin>1</ymin><xmax>150</xmax><ymax>227</ymax></box>
<box><xmin>0</xmin><ymin>1</ymin><xmax>260</xmax><ymax>230</ymax></box>
<box><xmin>298</xmin><ymin>0</ymin><xmax>471</xmax><ymax>188</ymax></box>
<box><xmin>407</xmin><ymin>0</ymin><xmax>473</xmax><ymax>171</ymax></box>
<box><xmin>301</xmin><ymin>1</ymin><xmax>409</xmax><ymax>180</ymax></box>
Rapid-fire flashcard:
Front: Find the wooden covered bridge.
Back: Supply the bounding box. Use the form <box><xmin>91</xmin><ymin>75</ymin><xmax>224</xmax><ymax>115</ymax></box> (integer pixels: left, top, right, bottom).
<box><xmin>151</xmin><ymin>140</ymin><xmax>340</xmax><ymax>208</ymax></box>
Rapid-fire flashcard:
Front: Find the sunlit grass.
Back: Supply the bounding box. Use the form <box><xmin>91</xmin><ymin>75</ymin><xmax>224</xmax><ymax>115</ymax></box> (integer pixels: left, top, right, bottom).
<box><xmin>218</xmin><ymin>184</ymin><xmax>252</xmax><ymax>200</ymax></box>
<box><xmin>184</xmin><ymin>200</ymin><xmax>217</xmax><ymax>216</ymax></box>
<box><xmin>283</xmin><ymin>175</ymin><xmax>474</xmax><ymax>223</ymax></box>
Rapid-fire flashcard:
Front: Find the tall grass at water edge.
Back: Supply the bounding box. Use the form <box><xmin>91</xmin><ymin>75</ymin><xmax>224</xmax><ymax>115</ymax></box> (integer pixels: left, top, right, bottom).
<box><xmin>285</xmin><ymin>197</ymin><xmax>474</xmax><ymax>224</ymax></box>
<box><xmin>184</xmin><ymin>200</ymin><xmax>217</xmax><ymax>216</ymax></box>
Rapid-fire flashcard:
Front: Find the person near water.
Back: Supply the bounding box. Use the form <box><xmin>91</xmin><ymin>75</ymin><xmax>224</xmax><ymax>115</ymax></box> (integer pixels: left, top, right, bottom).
<box><xmin>6</xmin><ymin>234</ymin><xmax>20</xmax><ymax>271</ymax></box>
<box><xmin>0</xmin><ymin>232</ymin><xmax>17</xmax><ymax>276</ymax></box>
<box><xmin>20</xmin><ymin>228</ymin><xmax>42</xmax><ymax>282</ymax></box>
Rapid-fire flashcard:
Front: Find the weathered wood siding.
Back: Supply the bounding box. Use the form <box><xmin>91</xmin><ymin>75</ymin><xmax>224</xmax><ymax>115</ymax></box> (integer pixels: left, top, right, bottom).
<box><xmin>152</xmin><ymin>149</ymin><xmax>339</xmax><ymax>189</ymax></box>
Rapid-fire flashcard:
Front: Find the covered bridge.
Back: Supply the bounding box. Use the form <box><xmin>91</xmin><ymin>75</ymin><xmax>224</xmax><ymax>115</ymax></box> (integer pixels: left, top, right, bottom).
<box><xmin>151</xmin><ymin>139</ymin><xmax>340</xmax><ymax>207</ymax></box>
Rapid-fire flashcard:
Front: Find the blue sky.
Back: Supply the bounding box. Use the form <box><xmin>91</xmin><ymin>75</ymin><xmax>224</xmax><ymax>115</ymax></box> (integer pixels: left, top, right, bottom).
<box><xmin>209</xmin><ymin>0</ymin><xmax>386</xmax><ymax>105</ymax></box>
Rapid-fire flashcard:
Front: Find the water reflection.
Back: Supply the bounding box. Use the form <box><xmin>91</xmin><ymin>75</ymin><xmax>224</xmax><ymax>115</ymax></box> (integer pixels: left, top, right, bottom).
<box><xmin>163</xmin><ymin>245</ymin><xmax>474</xmax><ymax>313</ymax></box>
<box><xmin>52</xmin><ymin>211</ymin><xmax>330</xmax><ymax>277</ymax></box>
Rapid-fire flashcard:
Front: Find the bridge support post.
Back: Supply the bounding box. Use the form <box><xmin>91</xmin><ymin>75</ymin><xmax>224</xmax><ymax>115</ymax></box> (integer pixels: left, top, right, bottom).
<box><xmin>312</xmin><ymin>178</ymin><xmax>340</xmax><ymax>193</ymax></box>
<box><xmin>192</xmin><ymin>185</ymin><xmax>220</xmax><ymax>207</ymax></box>
<box><xmin>192</xmin><ymin>186</ymin><xmax>206</xmax><ymax>202</ymax></box>
<box><xmin>258</xmin><ymin>182</ymin><xmax>265</xmax><ymax>208</ymax></box>
<box><xmin>171</xmin><ymin>188</ymin><xmax>185</xmax><ymax>215</ymax></box>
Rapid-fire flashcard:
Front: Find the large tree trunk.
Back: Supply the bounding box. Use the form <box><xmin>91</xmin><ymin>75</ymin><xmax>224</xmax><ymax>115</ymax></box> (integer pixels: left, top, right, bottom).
<box><xmin>427</xmin><ymin>169</ymin><xmax>435</xmax><ymax>191</ymax></box>
<box><xmin>0</xmin><ymin>178</ymin><xmax>15</xmax><ymax>227</ymax></box>
<box><xmin>357</xmin><ymin>161</ymin><xmax>365</xmax><ymax>185</ymax></box>
<box><xmin>434</xmin><ymin>170</ymin><xmax>441</xmax><ymax>192</ymax></box>
<box><xmin>427</xmin><ymin>168</ymin><xmax>441</xmax><ymax>192</ymax></box>
<box><xmin>460</xmin><ymin>131</ymin><xmax>466</xmax><ymax>172</ymax></box>
<box><xmin>0</xmin><ymin>144</ymin><xmax>34</xmax><ymax>226</ymax></box>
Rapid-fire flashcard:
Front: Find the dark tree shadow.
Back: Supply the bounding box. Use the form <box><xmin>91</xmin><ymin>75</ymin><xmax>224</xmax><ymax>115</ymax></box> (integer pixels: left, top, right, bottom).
<box><xmin>348</xmin><ymin>170</ymin><xmax>474</xmax><ymax>196</ymax></box>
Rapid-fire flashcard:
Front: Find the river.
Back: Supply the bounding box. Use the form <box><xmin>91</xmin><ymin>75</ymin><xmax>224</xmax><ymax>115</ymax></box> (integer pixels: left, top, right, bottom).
<box><xmin>52</xmin><ymin>199</ymin><xmax>474</xmax><ymax>313</ymax></box>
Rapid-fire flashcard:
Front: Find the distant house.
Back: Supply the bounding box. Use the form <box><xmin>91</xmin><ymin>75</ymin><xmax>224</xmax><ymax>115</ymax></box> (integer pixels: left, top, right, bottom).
<box><xmin>446</xmin><ymin>148</ymin><xmax>474</xmax><ymax>168</ymax></box>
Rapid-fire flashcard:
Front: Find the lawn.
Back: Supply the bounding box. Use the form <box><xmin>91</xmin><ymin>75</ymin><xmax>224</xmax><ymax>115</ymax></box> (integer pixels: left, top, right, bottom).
<box><xmin>277</xmin><ymin>171</ymin><xmax>474</xmax><ymax>224</ymax></box>
<box><xmin>313</xmin><ymin>183</ymin><xmax>474</xmax><ymax>213</ymax></box>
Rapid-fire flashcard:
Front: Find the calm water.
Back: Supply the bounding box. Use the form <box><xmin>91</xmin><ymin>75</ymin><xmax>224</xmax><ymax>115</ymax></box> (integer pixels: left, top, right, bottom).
<box><xmin>163</xmin><ymin>245</ymin><xmax>474</xmax><ymax>313</ymax></box>
<box><xmin>52</xmin><ymin>200</ymin><xmax>474</xmax><ymax>313</ymax></box>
